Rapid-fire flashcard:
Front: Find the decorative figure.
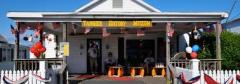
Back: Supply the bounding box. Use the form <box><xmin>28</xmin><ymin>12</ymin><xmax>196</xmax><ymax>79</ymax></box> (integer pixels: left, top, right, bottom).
<box><xmin>192</xmin><ymin>45</ymin><xmax>200</xmax><ymax>52</ymax></box>
<box><xmin>30</xmin><ymin>42</ymin><xmax>46</xmax><ymax>58</ymax></box>
<box><xmin>190</xmin><ymin>52</ymin><xmax>197</xmax><ymax>59</ymax></box>
<box><xmin>23</xmin><ymin>36</ymin><xmax>28</xmax><ymax>41</ymax></box>
<box><xmin>186</xmin><ymin>47</ymin><xmax>192</xmax><ymax>54</ymax></box>
<box><xmin>28</xmin><ymin>35</ymin><xmax>33</xmax><ymax>42</ymax></box>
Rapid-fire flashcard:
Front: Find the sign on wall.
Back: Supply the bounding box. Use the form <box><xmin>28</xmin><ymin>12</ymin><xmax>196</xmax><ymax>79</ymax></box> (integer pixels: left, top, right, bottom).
<box><xmin>82</xmin><ymin>19</ymin><xmax>152</xmax><ymax>28</ymax></box>
<box><xmin>60</xmin><ymin>42</ymin><xmax>69</xmax><ymax>57</ymax></box>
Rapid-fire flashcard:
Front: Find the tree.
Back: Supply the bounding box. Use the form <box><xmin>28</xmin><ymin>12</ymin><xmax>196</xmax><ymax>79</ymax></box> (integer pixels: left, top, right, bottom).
<box><xmin>198</xmin><ymin>31</ymin><xmax>240</xmax><ymax>70</ymax></box>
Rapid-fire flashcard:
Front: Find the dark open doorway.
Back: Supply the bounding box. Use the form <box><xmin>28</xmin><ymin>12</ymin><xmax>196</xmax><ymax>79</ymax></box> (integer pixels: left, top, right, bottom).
<box><xmin>87</xmin><ymin>39</ymin><xmax>102</xmax><ymax>74</ymax></box>
<box><xmin>126</xmin><ymin>40</ymin><xmax>155</xmax><ymax>66</ymax></box>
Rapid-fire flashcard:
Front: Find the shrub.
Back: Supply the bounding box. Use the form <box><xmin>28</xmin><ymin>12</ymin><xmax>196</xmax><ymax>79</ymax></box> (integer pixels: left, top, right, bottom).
<box><xmin>198</xmin><ymin>31</ymin><xmax>240</xmax><ymax>70</ymax></box>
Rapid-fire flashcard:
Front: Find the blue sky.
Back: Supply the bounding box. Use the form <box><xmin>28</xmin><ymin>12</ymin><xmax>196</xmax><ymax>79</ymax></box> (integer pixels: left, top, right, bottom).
<box><xmin>0</xmin><ymin>0</ymin><xmax>240</xmax><ymax>46</ymax></box>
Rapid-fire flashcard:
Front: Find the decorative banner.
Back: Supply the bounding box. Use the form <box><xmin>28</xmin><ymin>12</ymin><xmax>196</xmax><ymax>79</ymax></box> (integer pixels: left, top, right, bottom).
<box><xmin>102</xmin><ymin>27</ymin><xmax>111</xmax><ymax>37</ymax></box>
<box><xmin>82</xmin><ymin>19</ymin><xmax>152</xmax><ymax>28</ymax></box>
<box><xmin>60</xmin><ymin>42</ymin><xmax>69</xmax><ymax>57</ymax></box>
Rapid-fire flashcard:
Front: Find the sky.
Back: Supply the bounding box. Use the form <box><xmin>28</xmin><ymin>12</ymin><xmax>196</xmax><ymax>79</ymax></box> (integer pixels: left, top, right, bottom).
<box><xmin>0</xmin><ymin>0</ymin><xmax>240</xmax><ymax>46</ymax></box>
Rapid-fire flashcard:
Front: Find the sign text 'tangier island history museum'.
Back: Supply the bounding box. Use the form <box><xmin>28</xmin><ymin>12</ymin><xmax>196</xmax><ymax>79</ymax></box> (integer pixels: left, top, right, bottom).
<box><xmin>82</xmin><ymin>20</ymin><xmax>152</xmax><ymax>28</ymax></box>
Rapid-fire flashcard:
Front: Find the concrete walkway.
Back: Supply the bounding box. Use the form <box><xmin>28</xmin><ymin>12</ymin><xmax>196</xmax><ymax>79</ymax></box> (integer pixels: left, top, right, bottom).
<box><xmin>69</xmin><ymin>75</ymin><xmax>166</xmax><ymax>84</ymax></box>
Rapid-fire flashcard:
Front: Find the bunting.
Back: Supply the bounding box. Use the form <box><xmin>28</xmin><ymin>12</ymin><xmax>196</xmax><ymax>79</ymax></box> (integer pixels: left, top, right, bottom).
<box><xmin>32</xmin><ymin>73</ymin><xmax>51</xmax><ymax>83</ymax></box>
<box><xmin>237</xmin><ymin>74</ymin><xmax>240</xmax><ymax>82</ymax></box>
<box><xmin>167</xmin><ymin>23</ymin><xmax>175</xmax><ymax>37</ymax></box>
<box><xmin>137</xmin><ymin>29</ymin><xmax>145</xmax><ymax>37</ymax></box>
<box><xmin>84</xmin><ymin>28</ymin><xmax>92</xmax><ymax>34</ymax></box>
<box><xmin>10</xmin><ymin>25</ymin><xmax>17</xmax><ymax>35</ymax></box>
<box><xmin>102</xmin><ymin>27</ymin><xmax>111</xmax><ymax>37</ymax></box>
<box><xmin>179</xmin><ymin>72</ymin><xmax>200</xmax><ymax>84</ymax></box>
<box><xmin>52</xmin><ymin>22</ymin><xmax>61</xmax><ymax>29</ymax></box>
<box><xmin>3</xmin><ymin>75</ymin><xmax>29</xmax><ymax>84</ymax></box>
<box><xmin>70</xmin><ymin>23</ymin><xmax>77</xmax><ymax>35</ymax></box>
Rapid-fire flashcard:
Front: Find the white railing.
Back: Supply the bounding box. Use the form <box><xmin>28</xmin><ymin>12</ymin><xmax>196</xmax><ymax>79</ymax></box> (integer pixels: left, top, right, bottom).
<box><xmin>0</xmin><ymin>70</ymin><xmax>50</xmax><ymax>84</ymax></box>
<box><xmin>200</xmin><ymin>70</ymin><xmax>240</xmax><ymax>84</ymax></box>
<box><xmin>172</xmin><ymin>59</ymin><xmax>240</xmax><ymax>84</ymax></box>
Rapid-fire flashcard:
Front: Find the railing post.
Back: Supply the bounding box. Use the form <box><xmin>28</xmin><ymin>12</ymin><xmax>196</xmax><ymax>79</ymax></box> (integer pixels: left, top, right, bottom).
<box><xmin>190</xmin><ymin>59</ymin><xmax>200</xmax><ymax>78</ymax></box>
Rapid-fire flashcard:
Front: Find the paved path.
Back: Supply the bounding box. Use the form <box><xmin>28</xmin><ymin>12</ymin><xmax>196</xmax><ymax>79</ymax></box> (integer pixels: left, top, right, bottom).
<box><xmin>69</xmin><ymin>76</ymin><xmax>166</xmax><ymax>84</ymax></box>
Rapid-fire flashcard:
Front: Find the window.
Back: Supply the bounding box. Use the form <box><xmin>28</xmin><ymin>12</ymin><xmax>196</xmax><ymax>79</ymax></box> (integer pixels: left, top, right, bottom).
<box><xmin>0</xmin><ymin>48</ymin><xmax>2</xmax><ymax>62</ymax></box>
<box><xmin>11</xmin><ymin>49</ymin><xmax>13</xmax><ymax>61</ymax></box>
<box><xmin>112</xmin><ymin>0</ymin><xmax>123</xmax><ymax>8</ymax></box>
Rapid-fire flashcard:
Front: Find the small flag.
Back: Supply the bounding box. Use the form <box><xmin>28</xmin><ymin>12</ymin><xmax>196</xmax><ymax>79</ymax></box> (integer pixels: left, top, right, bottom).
<box><xmin>34</xmin><ymin>29</ymin><xmax>40</xmax><ymax>38</ymax></box>
<box><xmin>167</xmin><ymin>22</ymin><xmax>174</xmax><ymax>37</ymax></box>
<box><xmin>71</xmin><ymin>23</ymin><xmax>77</xmax><ymax>35</ymax></box>
<box><xmin>137</xmin><ymin>29</ymin><xmax>145</xmax><ymax>37</ymax></box>
<box><xmin>10</xmin><ymin>25</ymin><xmax>17</xmax><ymax>34</ymax></box>
<box><xmin>84</xmin><ymin>28</ymin><xmax>92</xmax><ymax>34</ymax></box>
<box><xmin>18</xmin><ymin>22</ymin><xmax>28</xmax><ymax>34</ymax></box>
<box><xmin>52</xmin><ymin>22</ymin><xmax>61</xmax><ymax>29</ymax></box>
<box><xmin>102</xmin><ymin>27</ymin><xmax>110</xmax><ymax>37</ymax></box>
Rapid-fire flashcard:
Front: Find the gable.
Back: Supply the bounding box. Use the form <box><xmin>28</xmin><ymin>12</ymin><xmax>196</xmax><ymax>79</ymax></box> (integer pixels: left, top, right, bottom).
<box><xmin>75</xmin><ymin>0</ymin><xmax>160</xmax><ymax>13</ymax></box>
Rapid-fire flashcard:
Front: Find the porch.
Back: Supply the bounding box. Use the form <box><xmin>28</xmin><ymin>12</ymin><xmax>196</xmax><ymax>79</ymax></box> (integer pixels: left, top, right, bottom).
<box><xmin>6</xmin><ymin>11</ymin><xmax>227</xmax><ymax>84</ymax></box>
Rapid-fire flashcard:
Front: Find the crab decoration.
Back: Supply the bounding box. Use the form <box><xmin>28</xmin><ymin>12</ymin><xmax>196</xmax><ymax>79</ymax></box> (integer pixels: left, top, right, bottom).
<box><xmin>30</xmin><ymin>42</ymin><xmax>46</xmax><ymax>58</ymax></box>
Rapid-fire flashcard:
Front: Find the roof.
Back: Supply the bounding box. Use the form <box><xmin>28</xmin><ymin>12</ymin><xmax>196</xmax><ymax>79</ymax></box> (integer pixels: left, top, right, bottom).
<box><xmin>6</xmin><ymin>0</ymin><xmax>228</xmax><ymax>22</ymax></box>
<box><xmin>74</xmin><ymin>0</ymin><xmax>161</xmax><ymax>12</ymax></box>
<box><xmin>0</xmin><ymin>34</ymin><xmax>7</xmax><ymax>43</ymax></box>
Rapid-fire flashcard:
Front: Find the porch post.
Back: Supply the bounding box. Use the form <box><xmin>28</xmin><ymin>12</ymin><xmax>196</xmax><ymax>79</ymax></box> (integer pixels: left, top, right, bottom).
<box><xmin>61</xmin><ymin>22</ymin><xmax>68</xmax><ymax>84</ymax></box>
<box><xmin>166</xmin><ymin>23</ymin><xmax>171</xmax><ymax>67</ymax></box>
<box><xmin>62</xmin><ymin>23</ymin><xmax>67</xmax><ymax>64</ymax></box>
<box><xmin>14</xmin><ymin>22</ymin><xmax>20</xmax><ymax>70</ymax></box>
<box><xmin>215</xmin><ymin>22</ymin><xmax>222</xmax><ymax>70</ymax></box>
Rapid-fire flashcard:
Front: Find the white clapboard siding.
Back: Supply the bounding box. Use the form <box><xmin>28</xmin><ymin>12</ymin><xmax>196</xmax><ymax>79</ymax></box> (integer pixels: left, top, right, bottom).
<box><xmin>0</xmin><ymin>70</ymin><xmax>47</xmax><ymax>84</ymax></box>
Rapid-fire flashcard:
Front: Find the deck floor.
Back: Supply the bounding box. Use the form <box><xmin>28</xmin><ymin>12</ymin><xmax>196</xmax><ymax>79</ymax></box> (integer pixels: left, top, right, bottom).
<box><xmin>68</xmin><ymin>75</ymin><xmax>166</xmax><ymax>84</ymax></box>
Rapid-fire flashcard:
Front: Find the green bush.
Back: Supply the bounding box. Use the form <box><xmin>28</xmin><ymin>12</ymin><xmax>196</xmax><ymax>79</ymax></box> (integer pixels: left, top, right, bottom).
<box><xmin>198</xmin><ymin>31</ymin><xmax>240</xmax><ymax>70</ymax></box>
<box><xmin>221</xmin><ymin>31</ymin><xmax>240</xmax><ymax>70</ymax></box>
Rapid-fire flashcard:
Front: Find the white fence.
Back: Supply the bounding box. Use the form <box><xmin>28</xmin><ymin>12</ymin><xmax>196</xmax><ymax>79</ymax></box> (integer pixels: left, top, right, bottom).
<box><xmin>0</xmin><ymin>70</ymin><xmax>49</xmax><ymax>84</ymax></box>
<box><xmin>175</xmin><ymin>67</ymin><xmax>240</xmax><ymax>84</ymax></box>
<box><xmin>200</xmin><ymin>70</ymin><xmax>240</xmax><ymax>84</ymax></box>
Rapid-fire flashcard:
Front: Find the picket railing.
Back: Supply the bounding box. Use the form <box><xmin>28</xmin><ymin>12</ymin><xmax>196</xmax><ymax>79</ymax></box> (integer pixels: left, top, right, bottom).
<box><xmin>200</xmin><ymin>70</ymin><xmax>240</xmax><ymax>84</ymax></box>
<box><xmin>0</xmin><ymin>70</ymin><xmax>52</xmax><ymax>84</ymax></box>
<box><xmin>174</xmin><ymin>67</ymin><xmax>240</xmax><ymax>84</ymax></box>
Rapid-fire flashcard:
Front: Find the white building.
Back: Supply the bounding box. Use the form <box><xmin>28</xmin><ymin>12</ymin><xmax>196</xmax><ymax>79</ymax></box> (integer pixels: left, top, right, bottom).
<box><xmin>0</xmin><ymin>34</ymin><xmax>29</xmax><ymax>70</ymax></box>
<box><xmin>223</xmin><ymin>18</ymin><xmax>240</xmax><ymax>33</ymax></box>
<box><xmin>7</xmin><ymin>0</ymin><xmax>227</xmax><ymax>74</ymax></box>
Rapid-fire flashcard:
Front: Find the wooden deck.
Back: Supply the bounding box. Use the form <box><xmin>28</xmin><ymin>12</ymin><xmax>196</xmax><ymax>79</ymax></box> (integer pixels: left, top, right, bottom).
<box><xmin>68</xmin><ymin>75</ymin><xmax>166</xmax><ymax>84</ymax></box>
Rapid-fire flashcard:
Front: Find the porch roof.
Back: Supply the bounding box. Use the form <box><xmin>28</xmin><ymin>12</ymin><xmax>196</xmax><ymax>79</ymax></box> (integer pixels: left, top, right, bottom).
<box><xmin>7</xmin><ymin>12</ymin><xmax>228</xmax><ymax>23</ymax></box>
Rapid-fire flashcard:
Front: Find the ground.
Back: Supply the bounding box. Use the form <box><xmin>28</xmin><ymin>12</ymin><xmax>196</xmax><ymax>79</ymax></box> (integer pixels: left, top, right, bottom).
<box><xmin>68</xmin><ymin>75</ymin><xmax>166</xmax><ymax>84</ymax></box>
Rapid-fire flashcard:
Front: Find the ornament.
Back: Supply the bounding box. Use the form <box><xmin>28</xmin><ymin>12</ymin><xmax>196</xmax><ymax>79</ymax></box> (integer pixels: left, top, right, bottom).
<box><xmin>186</xmin><ymin>47</ymin><xmax>192</xmax><ymax>54</ymax></box>
<box><xmin>28</xmin><ymin>35</ymin><xmax>33</xmax><ymax>42</ymax></box>
<box><xmin>23</xmin><ymin>37</ymin><xmax>28</xmax><ymax>41</ymax></box>
<box><xmin>30</xmin><ymin>42</ymin><xmax>46</xmax><ymax>58</ymax></box>
<box><xmin>192</xmin><ymin>45</ymin><xmax>200</xmax><ymax>52</ymax></box>
<box><xmin>191</xmin><ymin>52</ymin><xmax>197</xmax><ymax>59</ymax></box>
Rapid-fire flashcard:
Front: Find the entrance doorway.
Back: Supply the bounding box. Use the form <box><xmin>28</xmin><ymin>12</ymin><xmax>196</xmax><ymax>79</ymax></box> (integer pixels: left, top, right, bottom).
<box><xmin>126</xmin><ymin>40</ymin><xmax>155</xmax><ymax>66</ymax></box>
<box><xmin>87</xmin><ymin>39</ymin><xmax>102</xmax><ymax>74</ymax></box>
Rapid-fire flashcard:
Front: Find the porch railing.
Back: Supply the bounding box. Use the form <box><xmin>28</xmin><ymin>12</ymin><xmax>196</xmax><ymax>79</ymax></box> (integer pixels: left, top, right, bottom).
<box><xmin>199</xmin><ymin>59</ymin><xmax>222</xmax><ymax>70</ymax></box>
<box><xmin>170</xmin><ymin>59</ymin><xmax>191</xmax><ymax>69</ymax></box>
<box><xmin>14</xmin><ymin>58</ymin><xmax>63</xmax><ymax>70</ymax></box>
<box><xmin>170</xmin><ymin>59</ymin><xmax>222</xmax><ymax>70</ymax></box>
